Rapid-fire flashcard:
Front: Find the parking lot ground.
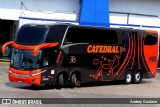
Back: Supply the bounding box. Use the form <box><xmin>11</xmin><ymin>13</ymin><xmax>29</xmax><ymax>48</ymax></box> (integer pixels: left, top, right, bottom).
<box><xmin>0</xmin><ymin>64</ymin><xmax>160</xmax><ymax>107</ymax></box>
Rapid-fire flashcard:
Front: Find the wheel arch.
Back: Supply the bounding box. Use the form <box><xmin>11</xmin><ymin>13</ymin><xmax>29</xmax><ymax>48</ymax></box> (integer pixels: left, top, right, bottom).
<box><xmin>135</xmin><ymin>68</ymin><xmax>143</xmax><ymax>78</ymax></box>
<box><xmin>56</xmin><ymin>70</ymin><xmax>68</xmax><ymax>82</ymax></box>
<box><xmin>125</xmin><ymin>68</ymin><xmax>135</xmax><ymax>77</ymax></box>
<box><xmin>69</xmin><ymin>69</ymin><xmax>81</xmax><ymax>81</ymax></box>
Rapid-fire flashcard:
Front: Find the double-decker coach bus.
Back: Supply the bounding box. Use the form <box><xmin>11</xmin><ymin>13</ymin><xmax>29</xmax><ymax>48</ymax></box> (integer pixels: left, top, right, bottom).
<box><xmin>2</xmin><ymin>23</ymin><xmax>158</xmax><ymax>87</ymax></box>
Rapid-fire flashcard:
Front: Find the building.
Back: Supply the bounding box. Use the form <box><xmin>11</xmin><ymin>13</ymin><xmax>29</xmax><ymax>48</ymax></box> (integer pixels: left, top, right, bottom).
<box><xmin>0</xmin><ymin>0</ymin><xmax>160</xmax><ymax>59</ymax></box>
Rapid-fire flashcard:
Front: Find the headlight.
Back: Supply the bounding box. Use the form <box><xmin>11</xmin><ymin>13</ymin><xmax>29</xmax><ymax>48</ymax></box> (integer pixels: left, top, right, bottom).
<box><xmin>30</xmin><ymin>70</ymin><xmax>46</xmax><ymax>76</ymax></box>
<box><xmin>9</xmin><ymin>71</ymin><xmax>13</xmax><ymax>74</ymax></box>
<box><xmin>30</xmin><ymin>72</ymin><xmax>41</xmax><ymax>76</ymax></box>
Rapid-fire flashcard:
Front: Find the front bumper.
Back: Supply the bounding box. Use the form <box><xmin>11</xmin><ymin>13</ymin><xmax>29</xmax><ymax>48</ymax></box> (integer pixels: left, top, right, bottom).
<box><xmin>8</xmin><ymin>67</ymin><xmax>42</xmax><ymax>85</ymax></box>
<box><xmin>8</xmin><ymin>72</ymin><xmax>41</xmax><ymax>85</ymax></box>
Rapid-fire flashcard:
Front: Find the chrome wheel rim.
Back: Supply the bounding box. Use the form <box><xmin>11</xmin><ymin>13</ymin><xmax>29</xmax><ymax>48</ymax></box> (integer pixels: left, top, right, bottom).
<box><xmin>135</xmin><ymin>72</ymin><xmax>140</xmax><ymax>81</ymax></box>
<box><xmin>126</xmin><ymin>73</ymin><xmax>131</xmax><ymax>83</ymax></box>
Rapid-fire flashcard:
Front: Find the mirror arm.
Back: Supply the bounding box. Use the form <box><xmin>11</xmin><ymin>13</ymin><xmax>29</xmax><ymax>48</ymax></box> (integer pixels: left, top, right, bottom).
<box><xmin>33</xmin><ymin>42</ymin><xmax>59</xmax><ymax>56</ymax></box>
<box><xmin>2</xmin><ymin>41</ymin><xmax>14</xmax><ymax>54</ymax></box>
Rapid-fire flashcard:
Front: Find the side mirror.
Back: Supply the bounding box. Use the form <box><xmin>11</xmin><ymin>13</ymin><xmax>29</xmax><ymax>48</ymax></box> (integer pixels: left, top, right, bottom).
<box><xmin>2</xmin><ymin>41</ymin><xmax>14</xmax><ymax>54</ymax></box>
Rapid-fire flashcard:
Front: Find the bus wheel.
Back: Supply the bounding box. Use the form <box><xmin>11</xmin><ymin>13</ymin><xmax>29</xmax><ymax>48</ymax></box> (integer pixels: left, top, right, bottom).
<box><xmin>133</xmin><ymin>71</ymin><xmax>142</xmax><ymax>84</ymax></box>
<box><xmin>57</xmin><ymin>74</ymin><xmax>64</xmax><ymax>87</ymax></box>
<box><xmin>71</xmin><ymin>73</ymin><xmax>80</xmax><ymax>87</ymax></box>
<box><xmin>125</xmin><ymin>71</ymin><xmax>132</xmax><ymax>84</ymax></box>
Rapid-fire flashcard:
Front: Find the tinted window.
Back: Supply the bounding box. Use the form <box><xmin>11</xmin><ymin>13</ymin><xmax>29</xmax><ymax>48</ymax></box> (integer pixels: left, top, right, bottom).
<box><xmin>46</xmin><ymin>25</ymin><xmax>68</xmax><ymax>43</ymax></box>
<box><xmin>16</xmin><ymin>26</ymin><xmax>48</xmax><ymax>45</ymax></box>
<box><xmin>144</xmin><ymin>34</ymin><xmax>157</xmax><ymax>45</ymax></box>
<box><xmin>65</xmin><ymin>27</ymin><xmax>118</xmax><ymax>44</ymax></box>
<box><xmin>121</xmin><ymin>31</ymin><xmax>129</xmax><ymax>45</ymax></box>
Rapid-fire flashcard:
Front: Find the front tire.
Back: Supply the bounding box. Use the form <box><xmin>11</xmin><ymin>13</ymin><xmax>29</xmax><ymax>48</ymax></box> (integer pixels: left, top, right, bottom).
<box><xmin>125</xmin><ymin>71</ymin><xmax>132</xmax><ymax>84</ymax></box>
<box><xmin>57</xmin><ymin>74</ymin><xmax>64</xmax><ymax>87</ymax></box>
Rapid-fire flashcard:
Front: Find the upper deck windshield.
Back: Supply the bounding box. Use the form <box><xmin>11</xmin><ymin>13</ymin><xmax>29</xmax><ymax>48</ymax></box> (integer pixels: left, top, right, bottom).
<box><xmin>15</xmin><ymin>25</ymin><xmax>48</xmax><ymax>45</ymax></box>
<box><xmin>15</xmin><ymin>24</ymin><xmax>68</xmax><ymax>45</ymax></box>
<box><xmin>11</xmin><ymin>48</ymin><xmax>42</xmax><ymax>70</ymax></box>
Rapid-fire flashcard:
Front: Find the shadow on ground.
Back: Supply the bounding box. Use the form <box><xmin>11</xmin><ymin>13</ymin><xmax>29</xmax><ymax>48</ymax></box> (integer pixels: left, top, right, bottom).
<box><xmin>5</xmin><ymin>79</ymin><xmax>152</xmax><ymax>91</ymax></box>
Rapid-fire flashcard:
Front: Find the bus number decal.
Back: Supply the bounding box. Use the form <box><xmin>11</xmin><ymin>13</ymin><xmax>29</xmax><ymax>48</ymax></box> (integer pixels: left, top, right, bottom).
<box><xmin>69</xmin><ymin>56</ymin><xmax>76</xmax><ymax>63</ymax></box>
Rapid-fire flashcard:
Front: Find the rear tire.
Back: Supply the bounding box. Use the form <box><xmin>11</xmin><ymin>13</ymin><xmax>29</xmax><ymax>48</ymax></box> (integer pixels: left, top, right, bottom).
<box><xmin>133</xmin><ymin>71</ymin><xmax>142</xmax><ymax>84</ymax></box>
<box><xmin>71</xmin><ymin>73</ymin><xmax>80</xmax><ymax>87</ymax></box>
<box><xmin>125</xmin><ymin>71</ymin><xmax>132</xmax><ymax>84</ymax></box>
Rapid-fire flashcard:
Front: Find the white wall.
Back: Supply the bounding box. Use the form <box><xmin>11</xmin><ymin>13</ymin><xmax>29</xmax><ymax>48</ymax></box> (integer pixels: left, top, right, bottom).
<box><xmin>110</xmin><ymin>13</ymin><xmax>160</xmax><ymax>26</ymax></box>
<box><xmin>109</xmin><ymin>0</ymin><xmax>160</xmax><ymax>31</ymax></box>
<box><xmin>109</xmin><ymin>13</ymin><xmax>128</xmax><ymax>24</ymax></box>
<box><xmin>0</xmin><ymin>0</ymin><xmax>80</xmax><ymax>13</ymax></box>
<box><xmin>19</xmin><ymin>18</ymin><xmax>79</xmax><ymax>28</ymax></box>
<box><xmin>0</xmin><ymin>0</ymin><xmax>80</xmax><ymax>20</ymax></box>
<box><xmin>109</xmin><ymin>0</ymin><xmax>160</xmax><ymax>16</ymax></box>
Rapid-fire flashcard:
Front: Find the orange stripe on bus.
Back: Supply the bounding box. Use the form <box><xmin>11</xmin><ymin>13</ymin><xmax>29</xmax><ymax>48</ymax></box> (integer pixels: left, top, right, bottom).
<box><xmin>12</xmin><ymin>42</ymin><xmax>36</xmax><ymax>50</ymax></box>
<box><xmin>146</xmin><ymin>30</ymin><xmax>158</xmax><ymax>34</ymax></box>
<box><xmin>113</xmin><ymin>33</ymin><xmax>131</xmax><ymax>77</ymax></box>
<box><xmin>2</xmin><ymin>41</ymin><xmax>14</xmax><ymax>54</ymax></box>
<box><xmin>138</xmin><ymin>33</ymin><xmax>140</xmax><ymax>68</ymax></box>
<box><xmin>131</xmin><ymin>33</ymin><xmax>136</xmax><ymax>68</ymax></box>
<box><xmin>2</xmin><ymin>41</ymin><xmax>59</xmax><ymax>57</ymax></box>
<box><xmin>33</xmin><ymin>42</ymin><xmax>59</xmax><ymax>56</ymax></box>
<box><xmin>117</xmin><ymin>33</ymin><xmax>134</xmax><ymax>79</ymax></box>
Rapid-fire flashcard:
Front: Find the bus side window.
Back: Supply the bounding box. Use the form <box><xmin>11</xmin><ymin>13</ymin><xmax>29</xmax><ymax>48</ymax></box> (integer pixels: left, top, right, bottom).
<box><xmin>65</xmin><ymin>27</ymin><xmax>118</xmax><ymax>44</ymax></box>
<box><xmin>42</xmin><ymin>54</ymin><xmax>56</xmax><ymax>67</ymax></box>
<box><xmin>43</xmin><ymin>57</ymin><xmax>49</xmax><ymax>66</ymax></box>
<box><xmin>114</xmin><ymin>31</ymin><xmax>129</xmax><ymax>45</ymax></box>
<box><xmin>144</xmin><ymin>34</ymin><xmax>157</xmax><ymax>45</ymax></box>
<box><xmin>46</xmin><ymin>26</ymin><xmax>67</xmax><ymax>43</ymax></box>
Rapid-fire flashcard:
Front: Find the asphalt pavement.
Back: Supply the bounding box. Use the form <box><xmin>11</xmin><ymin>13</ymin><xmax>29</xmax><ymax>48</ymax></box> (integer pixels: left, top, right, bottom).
<box><xmin>0</xmin><ymin>64</ymin><xmax>160</xmax><ymax>107</ymax></box>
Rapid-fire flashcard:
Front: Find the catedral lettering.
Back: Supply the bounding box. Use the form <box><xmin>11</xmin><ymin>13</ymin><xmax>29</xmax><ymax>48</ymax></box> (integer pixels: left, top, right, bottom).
<box><xmin>1</xmin><ymin>23</ymin><xmax>158</xmax><ymax>88</ymax></box>
<box><xmin>87</xmin><ymin>45</ymin><xmax>119</xmax><ymax>53</ymax></box>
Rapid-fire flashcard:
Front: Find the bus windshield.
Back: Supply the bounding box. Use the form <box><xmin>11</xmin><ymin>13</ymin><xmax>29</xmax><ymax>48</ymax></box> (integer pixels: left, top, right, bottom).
<box><xmin>15</xmin><ymin>25</ymin><xmax>48</xmax><ymax>45</ymax></box>
<box><xmin>10</xmin><ymin>48</ymin><xmax>42</xmax><ymax>70</ymax></box>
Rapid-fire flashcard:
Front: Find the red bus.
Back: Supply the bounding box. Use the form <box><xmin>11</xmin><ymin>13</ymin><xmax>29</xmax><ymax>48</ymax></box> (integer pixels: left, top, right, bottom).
<box><xmin>2</xmin><ymin>23</ymin><xmax>158</xmax><ymax>87</ymax></box>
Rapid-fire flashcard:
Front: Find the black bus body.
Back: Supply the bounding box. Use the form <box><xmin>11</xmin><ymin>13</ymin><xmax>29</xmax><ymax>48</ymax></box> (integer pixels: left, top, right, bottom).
<box><xmin>2</xmin><ymin>23</ymin><xmax>158</xmax><ymax>87</ymax></box>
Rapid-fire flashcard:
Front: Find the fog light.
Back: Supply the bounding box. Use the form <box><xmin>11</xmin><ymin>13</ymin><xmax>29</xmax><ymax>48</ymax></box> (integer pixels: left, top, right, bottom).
<box><xmin>32</xmin><ymin>79</ymin><xmax>37</xmax><ymax>82</ymax></box>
